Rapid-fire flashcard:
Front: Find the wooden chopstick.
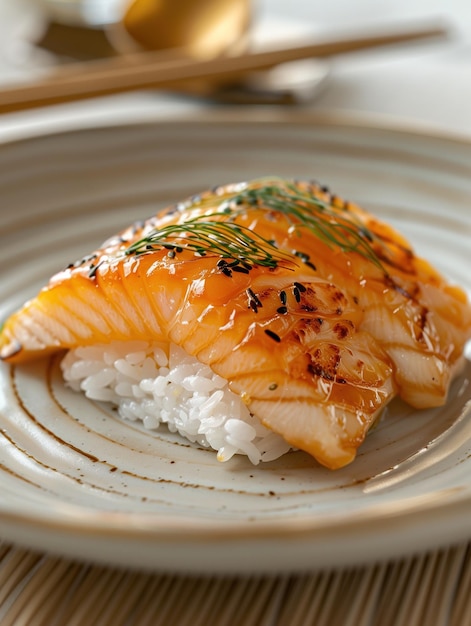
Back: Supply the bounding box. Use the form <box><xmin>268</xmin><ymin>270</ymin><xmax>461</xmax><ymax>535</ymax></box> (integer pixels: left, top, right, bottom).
<box><xmin>0</xmin><ymin>23</ymin><xmax>447</xmax><ymax>114</ymax></box>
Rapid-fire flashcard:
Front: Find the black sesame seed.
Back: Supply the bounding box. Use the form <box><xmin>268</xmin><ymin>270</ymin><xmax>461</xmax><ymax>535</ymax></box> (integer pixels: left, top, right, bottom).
<box><xmin>360</xmin><ymin>227</ymin><xmax>374</xmax><ymax>242</ymax></box>
<box><xmin>131</xmin><ymin>220</ymin><xmax>145</xmax><ymax>234</ymax></box>
<box><xmin>247</xmin><ymin>288</ymin><xmax>262</xmax><ymax>308</ymax></box>
<box><xmin>268</xmin><ymin>383</ymin><xmax>278</xmax><ymax>391</ymax></box>
<box><xmin>295</xmin><ymin>250</ymin><xmax>308</xmax><ymax>261</ymax></box>
<box><xmin>280</xmin><ymin>290</ymin><xmax>287</xmax><ymax>305</ymax></box>
<box><xmin>80</xmin><ymin>254</ymin><xmax>97</xmax><ymax>264</ymax></box>
<box><xmin>249</xmin><ymin>300</ymin><xmax>258</xmax><ymax>313</ymax></box>
<box><xmin>293</xmin><ymin>287</ymin><xmax>301</xmax><ymax>303</ymax></box>
<box><xmin>265</xmin><ymin>329</ymin><xmax>281</xmax><ymax>343</ymax></box>
<box><xmin>221</xmin><ymin>267</ymin><xmax>233</xmax><ymax>277</ymax></box>
<box><xmin>167</xmin><ymin>250</ymin><xmax>176</xmax><ymax>259</ymax></box>
<box><xmin>88</xmin><ymin>260</ymin><xmax>104</xmax><ymax>278</ymax></box>
<box><xmin>217</xmin><ymin>259</ymin><xmax>228</xmax><ymax>268</ymax></box>
<box><xmin>232</xmin><ymin>266</ymin><xmax>249</xmax><ymax>274</ymax></box>
<box><xmin>294</xmin><ymin>281</ymin><xmax>306</xmax><ymax>293</ymax></box>
<box><xmin>277</xmin><ymin>306</ymin><xmax>288</xmax><ymax>315</ymax></box>
<box><xmin>165</xmin><ymin>204</ymin><xmax>178</xmax><ymax>216</ymax></box>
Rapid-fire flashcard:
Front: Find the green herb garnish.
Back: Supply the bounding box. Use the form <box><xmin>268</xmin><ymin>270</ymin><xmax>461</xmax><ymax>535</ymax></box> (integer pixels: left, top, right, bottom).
<box><xmin>125</xmin><ymin>178</ymin><xmax>387</xmax><ymax>274</ymax></box>
<box><xmin>228</xmin><ymin>179</ymin><xmax>386</xmax><ymax>272</ymax></box>
<box><xmin>125</xmin><ymin>218</ymin><xmax>294</xmax><ymax>270</ymax></box>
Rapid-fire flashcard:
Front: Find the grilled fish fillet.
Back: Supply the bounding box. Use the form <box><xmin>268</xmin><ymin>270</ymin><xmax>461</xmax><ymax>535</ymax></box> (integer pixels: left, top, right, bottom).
<box><xmin>1</xmin><ymin>178</ymin><xmax>470</xmax><ymax>469</ymax></box>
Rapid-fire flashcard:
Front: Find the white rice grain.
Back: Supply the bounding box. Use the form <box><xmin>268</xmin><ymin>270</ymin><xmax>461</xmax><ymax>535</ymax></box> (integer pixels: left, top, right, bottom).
<box><xmin>61</xmin><ymin>340</ymin><xmax>292</xmax><ymax>464</ymax></box>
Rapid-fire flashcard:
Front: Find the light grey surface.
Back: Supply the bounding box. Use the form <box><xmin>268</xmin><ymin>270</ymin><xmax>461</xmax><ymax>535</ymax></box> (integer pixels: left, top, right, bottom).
<box><xmin>0</xmin><ymin>0</ymin><xmax>470</xmax><ymax>140</ymax></box>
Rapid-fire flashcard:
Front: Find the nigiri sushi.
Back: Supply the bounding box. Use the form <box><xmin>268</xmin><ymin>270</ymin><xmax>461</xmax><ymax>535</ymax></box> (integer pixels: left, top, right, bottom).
<box><xmin>1</xmin><ymin>177</ymin><xmax>470</xmax><ymax>469</ymax></box>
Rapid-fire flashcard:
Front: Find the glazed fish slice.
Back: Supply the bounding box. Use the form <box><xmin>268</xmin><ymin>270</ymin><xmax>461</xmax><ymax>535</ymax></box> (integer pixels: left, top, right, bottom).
<box><xmin>1</xmin><ymin>178</ymin><xmax>470</xmax><ymax>469</ymax></box>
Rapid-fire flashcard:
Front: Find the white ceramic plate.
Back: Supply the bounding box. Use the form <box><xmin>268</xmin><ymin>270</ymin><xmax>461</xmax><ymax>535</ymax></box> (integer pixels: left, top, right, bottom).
<box><xmin>0</xmin><ymin>112</ymin><xmax>470</xmax><ymax>574</ymax></box>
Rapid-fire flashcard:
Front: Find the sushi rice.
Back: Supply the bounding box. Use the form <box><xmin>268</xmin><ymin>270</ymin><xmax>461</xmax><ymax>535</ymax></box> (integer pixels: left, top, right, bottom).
<box><xmin>61</xmin><ymin>341</ymin><xmax>292</xmax><ymax>464</ymax></box>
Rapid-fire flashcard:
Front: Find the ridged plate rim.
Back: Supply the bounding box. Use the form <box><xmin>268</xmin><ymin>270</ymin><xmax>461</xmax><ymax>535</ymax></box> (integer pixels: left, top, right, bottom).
<box><xmin>0</xmin><ymin>110</ymin><xmax>470</xmax><ymax>573</ymax></box>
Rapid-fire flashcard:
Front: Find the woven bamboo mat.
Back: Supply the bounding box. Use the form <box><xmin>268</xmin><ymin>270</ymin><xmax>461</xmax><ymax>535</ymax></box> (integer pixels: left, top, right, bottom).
<box><xmin>0</xmin><ymin>541</ymin><xmax>470</xmax><ymax>625</ymax></box>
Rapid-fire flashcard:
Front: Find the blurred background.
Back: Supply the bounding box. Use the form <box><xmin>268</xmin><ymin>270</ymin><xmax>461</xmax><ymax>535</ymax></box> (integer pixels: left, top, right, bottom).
<box><xmin>0</xmin><ymin>0</ymin><xmax>469</xmax><ymax>139</ymax></box>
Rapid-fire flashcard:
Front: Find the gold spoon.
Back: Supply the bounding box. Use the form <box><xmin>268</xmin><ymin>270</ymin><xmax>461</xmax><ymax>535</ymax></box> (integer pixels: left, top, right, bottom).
<box><xmin>36</xmin><ymin>0</ymin><xmax>252</xmax><ymax>61</ymax></box>
<box><xmin>119</xmin><ymin>0</ymin><xmax>251</xmax><ymax>58</ymax></box>
<box><xmin>36</xmin><ymin>0</ymin><xmax>285</xmax><ymax>103</ymax></box>
<box><xmin>116</xmin><ymin>0</ymin><xmax>325</xmax><ymax>103</ymax></box>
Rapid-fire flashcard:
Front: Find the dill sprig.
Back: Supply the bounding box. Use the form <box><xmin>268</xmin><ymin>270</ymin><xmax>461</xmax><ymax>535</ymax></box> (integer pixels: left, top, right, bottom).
<box><xmin>125</xmin><ymin>218</ymin><xmax>294</xmax><ymax>270</ymax></box>
<box><xmin>124</xmin><ymin>178</ymin><xmax>387</xmax><ymax>274</ymax></box>
<box><xmin>228</xmin><ymin>180</ymin><xmax>386</xmax><ymax>272</ymax></box>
